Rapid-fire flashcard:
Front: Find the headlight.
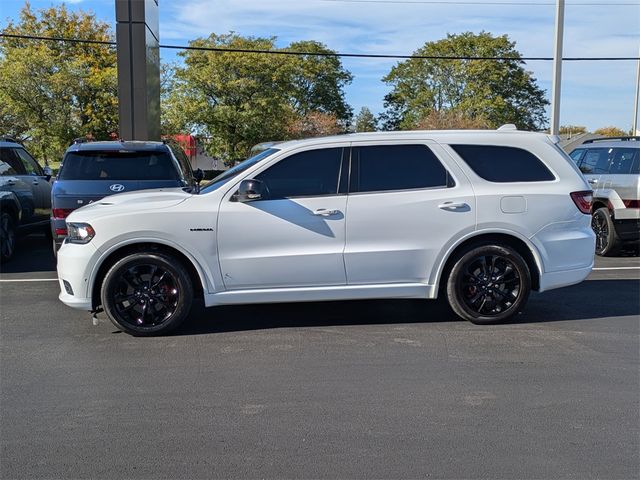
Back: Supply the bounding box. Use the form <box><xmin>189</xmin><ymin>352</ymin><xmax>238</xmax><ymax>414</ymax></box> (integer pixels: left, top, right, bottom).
<box><xmin>66</xmin><ymin>222</ymin><xmax>95</xmax><ymax>244</ymax></box>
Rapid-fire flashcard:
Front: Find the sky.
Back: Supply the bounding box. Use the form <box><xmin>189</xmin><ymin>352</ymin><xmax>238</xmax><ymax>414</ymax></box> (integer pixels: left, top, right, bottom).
<box><xmin>1</xmin><ymin>0</ymin><xmax>639</xmax><ymax>131</ymax></box>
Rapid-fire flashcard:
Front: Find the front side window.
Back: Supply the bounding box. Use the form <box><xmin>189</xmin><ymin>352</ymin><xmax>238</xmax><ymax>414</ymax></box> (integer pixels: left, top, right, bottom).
<box><xmin>451</xmin><ymin>145</ymin><xmax>555</xmax><ymax>182</ymax></box>
<box><xmin>579</xmin><ymin>148</ymin><xmax>610</xmax><ymax>174</ymax></box>
<box><xmin>255</xmin><ymin>148</ymin><xmax>343</xmax><ymax>200</ymax></box>
<box><xmin>0</xmin><ymin>148</ymin><xmax>26</xmax><ymax>176</ymax></box>
<box><xmin>58</xmin><ymin>151</ymin><xmax>181</xmax><ymax>181</ymax></box>
<box><xmin>350</xmin><ymin>144</ymin><xmax>451</xmax><ymax>193</ymax></box>
<box><xmin>569</xmin><ymin>149</ymin><xmax>585</xmax><ymax>163</ymax></box>
<box><xmin>15</xmin><ymin>148</ymin><xmax>43</xmax><ymax>176</ymax></box>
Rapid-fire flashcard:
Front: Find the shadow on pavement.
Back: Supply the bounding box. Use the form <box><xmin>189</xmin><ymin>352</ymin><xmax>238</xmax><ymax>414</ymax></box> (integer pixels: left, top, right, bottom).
<box><xmin>0</xmin><ymin>233</ymin><xmax>56</xmax><ymax>274</ymax></box>
<box><xmin>177</xmin><ymin>278</ymin><xmax>640</xmax><ymax>336</ymax></box>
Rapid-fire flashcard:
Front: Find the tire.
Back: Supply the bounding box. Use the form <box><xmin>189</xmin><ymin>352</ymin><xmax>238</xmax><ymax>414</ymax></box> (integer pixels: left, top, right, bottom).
<box><xmin>100</xmin><ymin>252</ymin><xmax>193</xmax><ymax>336</ymax></box>
<box><xmin>0</xmin><ymin>212</ymin><xmax>17</xmax><ymax>263</ymax></box>
<box><xmin>446</xmin><ymin>244</ymin><xmax>531</xmax><ymax>325</ymax></box>
<box><xmin>591</xmin><ymin>207</ymin><xmax>621</xmax><ymax>257</ymax></box>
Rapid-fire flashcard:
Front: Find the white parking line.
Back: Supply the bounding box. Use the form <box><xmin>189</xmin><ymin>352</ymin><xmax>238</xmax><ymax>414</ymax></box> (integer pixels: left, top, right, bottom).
<box><xmin>0</xmin><ymin>278</ymin><xmax>58</xmax><ymax>282</ymax></box>
<box><xmin>592</xmin><ymin>267</ymin><xmax>640</xmax><ymax>271</ymax></box>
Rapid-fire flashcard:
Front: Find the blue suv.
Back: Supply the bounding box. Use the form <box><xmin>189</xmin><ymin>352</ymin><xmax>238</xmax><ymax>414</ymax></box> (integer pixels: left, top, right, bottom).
<box><xmin>51</xmin><ymin>140</ymin><xmax>202</xmax><ymax>253</ymax></box>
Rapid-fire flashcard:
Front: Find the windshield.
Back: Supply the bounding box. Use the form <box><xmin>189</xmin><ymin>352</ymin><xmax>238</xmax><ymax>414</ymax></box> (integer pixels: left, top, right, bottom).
<box><xmin>59</xmin><ymin>151</ymin><xmax>181</xmax><ymax>181</ymax></box>
<box><xmin>199</xmin><ymin>148</ymin><xmax>280</xmax><ymax>194</ymax></box>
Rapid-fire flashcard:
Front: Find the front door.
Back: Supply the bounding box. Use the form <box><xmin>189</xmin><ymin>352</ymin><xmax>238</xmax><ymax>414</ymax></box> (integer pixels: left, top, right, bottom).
<box><xmin>217</xmin><ymin>146</ymin><xmax>348</xmax><ymax>290</ymax></box>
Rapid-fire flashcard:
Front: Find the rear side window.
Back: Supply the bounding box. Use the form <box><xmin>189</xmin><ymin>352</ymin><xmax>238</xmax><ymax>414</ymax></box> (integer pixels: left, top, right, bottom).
<box><xmin>350</xmin><ymin>144</ymin><xmax>451</xmax><ymax>193</ymax></box>
<box><xmin>577</xmin><ymin>147</ymin><xmax>639</xmax><ymax>175</ymax></box>
<box><xmin>451</xmin><ymin>145</ymin><xmax>555</xmax><ymax>182</ymax></box>
<box><xmin>59</xmin><ymin>151</ymin><xmax>181</xmax><ymax>181</ymax></box>
<box><xmin>256</xmin><ymin>148</ymin><xmax>343</xmax><ymax>199</ymax></box>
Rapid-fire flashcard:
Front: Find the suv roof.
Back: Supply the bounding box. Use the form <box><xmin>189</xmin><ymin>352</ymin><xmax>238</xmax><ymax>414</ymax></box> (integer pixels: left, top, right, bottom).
<box><xmin>581</xmin><ymin>137</ymin><xmax>640</xmax><ymax>148</ymax></box>
<box><xmin>66</xmin><ymin>140</ymin><xmax>169</xmax><ymax>153</ymax></box>
<box><xmin>0</xmin><ymin>137</ymin><xmax>24</xmax><ymax>148</ymax></box>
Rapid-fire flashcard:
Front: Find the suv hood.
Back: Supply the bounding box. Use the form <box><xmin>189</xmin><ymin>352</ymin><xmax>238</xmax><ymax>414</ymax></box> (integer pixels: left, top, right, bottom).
<box><xmin>67</xmin><ymin>188</ymin><xmax>191</xmax><ymax>221</ymax></box>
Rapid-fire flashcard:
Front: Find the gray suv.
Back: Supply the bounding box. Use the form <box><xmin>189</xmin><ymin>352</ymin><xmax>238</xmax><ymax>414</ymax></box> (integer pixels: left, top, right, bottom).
<box><xmin>51</xmin><ymin>140</ymin><xmax>202</xmax><ymax>253</ymax></box>
<box><xmin>569</xmin><ymin>137</ymin><xmax>639</xmax><ymax>255</ymax></box>
<box><xmin>0</xmin><ymin>137</ymin><xmax>53</xmax><ymax>262</ymax></box>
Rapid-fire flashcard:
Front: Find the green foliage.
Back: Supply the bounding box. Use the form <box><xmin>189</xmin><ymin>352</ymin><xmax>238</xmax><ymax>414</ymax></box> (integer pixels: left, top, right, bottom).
<box><xmin>163</xmin><ymin>33</ymin><xmax>353</xmax><ymax>164</ymax></box>
<box><xmin>381</xmin><ymin>32</ymin><xmax>548</xmax><ymax>131</ymax></box>
<box><xmin>559</xmin><ymin>125</ymin><xmax>587</xmax><ymax>135</ymax></box>
<box><xmin>0</xmin><ymin>2</ymin><xmax>117</xmax><ymax>163</ymax></box>
<box><xmin>354</xmin><ymin>107</ymin><xmax>377</xmax><ymax>132</ymax></box>
<box><xmin>593</xmin><ymin>126</ymin><xmax>628</xmax><ymax>137</ymax></box>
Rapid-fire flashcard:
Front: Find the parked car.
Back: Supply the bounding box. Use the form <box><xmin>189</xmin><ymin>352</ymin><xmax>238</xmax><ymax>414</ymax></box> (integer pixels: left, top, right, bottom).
<box><xmin>569</xmin><ymin>137</ymin><xmax>639</xmax><ymax>256</ymax></box>
<box><xmin>0</xmin><ymin>137</ymin><xmax>53</xmax><ymax>262</ymax></box>
<box><xmin>51</xmin><ymin>140</ymin><xmax>203</xmax><ymax>253</ymax></box>
<box><xmin>57</xmin><ymin>126</ymin><xmax>595</xmax><ymax>336</ymax></box>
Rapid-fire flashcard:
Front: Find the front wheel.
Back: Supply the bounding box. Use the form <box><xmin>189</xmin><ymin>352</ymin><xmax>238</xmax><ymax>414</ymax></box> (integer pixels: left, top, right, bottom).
<box><xmin>592</xmin><ymin>207</ymin><xmax>621</xmax><ymax>257</ymax></box>
<box><xmin>101</xmin><ymin>252</ymin><xmax>193</xmax><ymax>336</ymax></box>
<box><xmin>446</xmin><ymin>244</ymin><xmax>531</xmax><ymax>325</ymax></box>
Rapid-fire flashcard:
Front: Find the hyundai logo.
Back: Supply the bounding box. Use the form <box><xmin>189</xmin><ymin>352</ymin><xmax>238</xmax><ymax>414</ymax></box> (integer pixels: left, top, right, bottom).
<box><xmin>109</xmin><ymin>184</ymin><xmax>125</xmax><ymax>192</ymax></box>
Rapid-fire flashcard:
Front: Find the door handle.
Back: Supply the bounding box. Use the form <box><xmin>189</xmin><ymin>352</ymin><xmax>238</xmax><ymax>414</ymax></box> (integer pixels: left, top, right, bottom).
<box><xmin>438</xmin><ymin>201</ymin><xmax>468</xmax><ymax>210</ymax></box>
<box><xmin>313</xmin><ymin>208</ymin><xmax>340</xmax><ymax>216</ymax></box>
<box><xmin>588</xmin><ymin>179</ymin><xmax>598</xmax><ymax>184</ymax></box>
<box><xmin>32</xmin><ymin>181</ymin><xmax>39</xmax><ymax>186</ymax></box>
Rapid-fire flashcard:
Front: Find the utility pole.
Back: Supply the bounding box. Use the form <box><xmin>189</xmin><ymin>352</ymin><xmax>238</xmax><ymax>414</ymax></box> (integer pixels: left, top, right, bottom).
<box><xmin>550</xmin><ymin>0</ymin><xmax>565</xmax><ymax>135</ymax></box>
<box><xmin>115</xmin><ymin>0</ymin><xmax>161</xmax><ymax>141</ymax></box>
<box><xmin>633</xmin><ymin>45</ymin><xmax>639</xmax><ymax>135</ymax></box>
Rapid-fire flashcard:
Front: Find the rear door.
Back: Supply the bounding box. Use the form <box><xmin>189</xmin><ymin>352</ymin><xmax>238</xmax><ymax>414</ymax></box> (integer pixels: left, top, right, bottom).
<box><xmin>0</xmin><ymin>147</ymin><xmax>36</xmax><ymax>224</ymax></box>
<box><xmin>574</xmin><ymin>147</ymin><xmax>609</xmax><ymax>193</ymax></box>
<box><xmin>14</xmin><ymin>147</ymin><xmax>52</xmax><ymax>221</ymax></box>
<box><xmin>344</xmin><ymin>141</ymin><xmax>476</xmax><ymax>285</ymax></box>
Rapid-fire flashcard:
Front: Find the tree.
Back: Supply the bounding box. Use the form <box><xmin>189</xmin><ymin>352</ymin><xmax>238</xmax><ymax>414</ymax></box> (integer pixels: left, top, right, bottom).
<box><xmin>559</xmin><ymin>125</ymin><xmax>587</xmax><ymax>135</ymax></box>
<box><xmin>354</xmin><ymin>107</ymin><xmax>377</xmax><ymax>132</ymax></box>
<box><xmin>287</xmin><ymin>111</ymin><xmax>343</xmax><ymax>138</ymax></box>
<box><xmin>164</xmin><ymin>34</ymin><xmax>353</xmax><ymax>164</ymax></box>
<box><xmin>0</xmin><ymin>2</ymin><xmax>118</xmax><ymax>162</ymax></box>
<box><xmin>416</xmin><ymin>110</ymin><xmax>490</xmax><ymax>130</ymax></box>
<box><xmin>594</xmin><ymin>126</ymin><xmax>627</xmax><ymax>137</ymax></box>
<box><xmin>381</xmin><ymin>32</ymin><xmax>548</xmax><ymax>131</ymax></box>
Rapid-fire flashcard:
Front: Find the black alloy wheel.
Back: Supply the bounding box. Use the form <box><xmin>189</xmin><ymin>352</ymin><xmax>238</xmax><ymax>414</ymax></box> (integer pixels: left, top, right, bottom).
<box><xmin>591</xmin><ymin>207</ymin><xmax>621</xmax><ymax>257</ymax></box>
<box><xmin>101</xmin><ymin>252</ymin><xmax>193</xmax><ymax>336</ymax></box>
<box><xmin>446</xmin><ymin>244</ymin><xmax>531</xmax><ymax>324</ymax></box>
<box><xmin>0</xmin><ymin>212</ymin><xmax>16</xmax><ymax>262</ymax></box>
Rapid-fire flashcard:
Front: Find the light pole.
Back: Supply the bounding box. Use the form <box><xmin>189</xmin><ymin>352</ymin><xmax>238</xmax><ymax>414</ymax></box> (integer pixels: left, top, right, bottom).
<box><xmin>550</xmin><ymin>0</ymin><xmax>565</xmax><ymax>135</ymax></box>
<box><xmin>633</xmin><ymin>45</ymin><xmax>639</xmax><ymax>135</ymax></box>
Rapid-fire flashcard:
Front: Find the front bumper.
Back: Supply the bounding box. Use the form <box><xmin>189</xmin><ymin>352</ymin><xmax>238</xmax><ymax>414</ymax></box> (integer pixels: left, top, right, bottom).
<box><xmin>57</xmin><ymin>240</ymin><xmax>101</xmax><ymax>311</ymax></box>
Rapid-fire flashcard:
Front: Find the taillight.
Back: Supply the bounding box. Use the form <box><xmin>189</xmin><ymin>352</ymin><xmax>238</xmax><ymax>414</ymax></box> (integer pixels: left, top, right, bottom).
<box><xmin>52</xmin><ymin>208</ymin><xmax>74</xmax><ymax>219</ymax></box>
<box><xmin>571</xmin><ymin>190</ymin><xmax>593</xmax><ymax>214</ymax></box>
<box><xmin>55</xmin><ymin>227</ymin><xmax>68</xmax><ymax>236</ymax></box>
<box><xmin>622</xmin><ymin>199</ymin><xmax>640</xmax><ymax>209</ymax></box>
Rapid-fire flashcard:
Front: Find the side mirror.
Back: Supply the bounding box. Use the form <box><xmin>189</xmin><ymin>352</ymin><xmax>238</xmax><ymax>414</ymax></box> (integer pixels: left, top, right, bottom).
<box><xmin>235</xmin><ymin>179</ymin><xmax>266</xmax><ymax>202</ymax></box>
<box><xmin>194</xmin><ymin>168</ymin><xmax>204</xmax><ymax>183</ymax></box>
<box><xmin>43</xmin><ymin>166</ymin><xmax>53</xmax><ymax>181</ymax></box>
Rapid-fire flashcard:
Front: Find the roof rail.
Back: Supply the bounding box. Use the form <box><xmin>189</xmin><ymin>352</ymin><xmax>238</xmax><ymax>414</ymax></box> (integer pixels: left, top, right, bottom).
<box><xmin>583</xmin><ymin>136</ymin><xmax>639</xmax><ymax>144</ymax></box>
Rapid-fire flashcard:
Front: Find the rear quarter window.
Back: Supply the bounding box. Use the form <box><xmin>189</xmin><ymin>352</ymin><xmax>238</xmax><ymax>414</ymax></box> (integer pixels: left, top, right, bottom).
<box><xmin>451</xmin><ymin>145</ymin><xmax>555</xmax><ymax>182</ymax></box>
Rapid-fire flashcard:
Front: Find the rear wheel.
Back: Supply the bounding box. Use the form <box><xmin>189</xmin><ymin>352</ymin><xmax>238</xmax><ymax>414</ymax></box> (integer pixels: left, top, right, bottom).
<box><xmin>0</xmin><ymin>212</ymin><xmax>17</xmax><ymax>263</ymax></box>
<box><xmin>592</xmin><ymin>207</ymin><xmax>621</xmax><ymax>256</ymax></box>
<box><xmin>446</xmin><ymin>244</ymin><xmax>531</xmax><ymax>325</ymax></box>
<box><xmin>101</xmin><ymin>252</ymin><xmax>193</xmax><ymax>336</ymax></box>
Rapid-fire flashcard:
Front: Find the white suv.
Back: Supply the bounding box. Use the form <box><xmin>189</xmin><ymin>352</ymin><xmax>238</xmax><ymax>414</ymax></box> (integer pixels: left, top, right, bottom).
<box><xmin>57</xmin><ymin>127</ymin><xmax>595</xmax><ymax>336</ymax></box>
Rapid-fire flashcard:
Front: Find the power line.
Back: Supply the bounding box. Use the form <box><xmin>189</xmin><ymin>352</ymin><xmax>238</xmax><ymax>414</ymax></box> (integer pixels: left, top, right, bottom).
<box><xmin>1</xmin><ymin>33</ymin><xmax>639</xmax><ymax>61</ymax></box>
<box><xmin>320</xmin><ymin>0</ymin><xmax>639</xmax><ymax>5</ymax></box>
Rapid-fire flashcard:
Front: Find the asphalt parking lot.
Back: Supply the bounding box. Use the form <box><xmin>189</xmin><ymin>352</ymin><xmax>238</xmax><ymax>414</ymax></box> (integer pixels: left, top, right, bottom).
<box><xmin>1</xmin><ymin>234</ymin><xmax>639</xmax><ymax>479</ymax></box>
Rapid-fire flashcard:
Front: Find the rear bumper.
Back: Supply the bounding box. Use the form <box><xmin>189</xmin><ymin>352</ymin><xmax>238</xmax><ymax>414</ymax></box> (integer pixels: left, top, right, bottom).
<box><xmin>538</xmin><ymin>262</ymin><xmax>593</xmax><ymax>292</ymax></box>
<box><xmin>613</xmin><ymin>218</ymin><xmax>640</xmax><ymax>242</ymax></box>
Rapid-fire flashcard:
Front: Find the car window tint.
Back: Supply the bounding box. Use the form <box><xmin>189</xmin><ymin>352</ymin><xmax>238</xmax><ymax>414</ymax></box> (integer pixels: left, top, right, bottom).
<box><xmin>14</xmin><ymin>148</ymin><xmax>43</xmax><ymax>176</ymax></box>
<box><xmin>351</xmin><ymin>144</ymin><xmax>450</xmax><ymax>193</ymax></box>
<box><xmin>608</xmin><ymin>148</ymin><xmax>639</xmax><ymax>175</ymax></box>
<box><xmin>169</xmin><ymin>145</ymin><xmax>193</xmax><ymax>180</ymax></box>
<box><xmin>256</xmin><ymin>148</ymin><xmax>342</xmax><ymax>199</ymax></box>
<box><xmin>58</xmin><ymin>151</ymin><xmax>181</xmax><ymax>181</ymax></box>
<box><xmin>579</xmin><ymin>148</ymin><xmax>610</xmax><ymax>174</ymax></box>
<box><xmin>451</xmin><ymin>145</ymin><xmax>555</xmax><ymax>182</ymax></box>
<box><xmin>569</xmin><ymin>149</ymin><xmax>584</xmax><ymax>163</ymax></box>
<box><xmin>0</xmin><ymin>148</ymin><xmax>26</xmax><ymax>175</ymax></box>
